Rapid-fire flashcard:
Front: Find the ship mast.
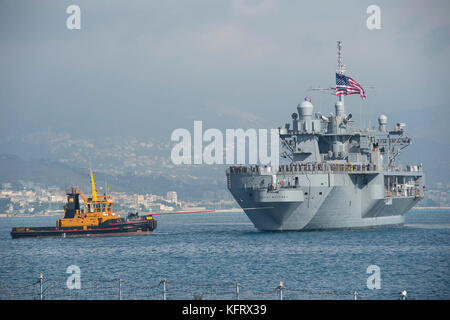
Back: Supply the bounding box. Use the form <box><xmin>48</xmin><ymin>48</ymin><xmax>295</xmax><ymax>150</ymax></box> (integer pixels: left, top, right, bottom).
<box><xmin>337</xmin><ymin>41</ymin><xmax>345</xmax><ymax>75</ymax></box>
<box><xmin>337</xmin><ymin>41</ymin><xmax>345</xmax><ymax>104</ymax></box>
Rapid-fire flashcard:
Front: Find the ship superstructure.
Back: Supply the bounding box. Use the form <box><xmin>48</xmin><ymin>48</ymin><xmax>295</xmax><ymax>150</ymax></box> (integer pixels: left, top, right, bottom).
<box><xmin>226</xmin><ymin>42</ymin><xmax>425</xmax><ymax>231</ymax></box>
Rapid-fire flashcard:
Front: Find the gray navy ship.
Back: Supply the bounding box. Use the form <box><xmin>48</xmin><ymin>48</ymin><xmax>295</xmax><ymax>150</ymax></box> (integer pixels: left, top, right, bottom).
<box><xmin>226</xmin><ymin>41</ymin><xmax>425</xmax><ymax>231</ymax></box>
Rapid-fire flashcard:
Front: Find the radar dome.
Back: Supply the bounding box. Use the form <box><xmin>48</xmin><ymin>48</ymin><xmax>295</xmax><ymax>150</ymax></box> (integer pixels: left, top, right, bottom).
<box><xmin>378</xmin><ymin>114</ymin><xmax>387</xmax><ymax>125</ymax></box>
<box><xmin>378</xmin><ymin>114</ymin><xmax>388</xmax><ymax>132</ymax></box>
<box><xmin>297</xmin><ymin>101</ymin><xmax>313</xmax><ymax>119</ymax></box>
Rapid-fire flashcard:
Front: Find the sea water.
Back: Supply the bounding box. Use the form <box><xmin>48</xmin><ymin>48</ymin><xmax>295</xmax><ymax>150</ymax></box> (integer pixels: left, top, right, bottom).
<box><xmin>0</xmin><ymin>210</ymin><xmax>449</xmax><ymax>300</ymax></box>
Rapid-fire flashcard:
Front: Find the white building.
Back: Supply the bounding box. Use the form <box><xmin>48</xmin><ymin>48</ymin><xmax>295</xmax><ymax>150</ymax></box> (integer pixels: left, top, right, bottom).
<box><xmin>166</xmin><ymin>191</ymin><xmax>178</xmax><ymax>204</ymax></box>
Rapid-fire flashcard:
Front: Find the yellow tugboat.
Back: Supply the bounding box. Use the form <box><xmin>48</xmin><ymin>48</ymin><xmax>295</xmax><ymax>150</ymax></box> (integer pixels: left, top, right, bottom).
<box><xmin>11</xmin><ymin>170</ymin><xmax>156</xmax><ymax>238</ymax></box>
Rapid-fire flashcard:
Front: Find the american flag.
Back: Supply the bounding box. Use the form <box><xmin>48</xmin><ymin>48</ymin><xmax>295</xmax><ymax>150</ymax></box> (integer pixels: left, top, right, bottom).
<box><xmin>336</xmin><ymin>73</ymin><xmax>366</xmax><ymax>99</ymax></box>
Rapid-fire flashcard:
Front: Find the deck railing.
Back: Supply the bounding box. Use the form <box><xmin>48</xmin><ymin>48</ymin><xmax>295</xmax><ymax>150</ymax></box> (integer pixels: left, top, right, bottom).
<box><xmin>227</xmin><ymin>163</ymin><xmax>423</xmax><ymax>176</ymax></box>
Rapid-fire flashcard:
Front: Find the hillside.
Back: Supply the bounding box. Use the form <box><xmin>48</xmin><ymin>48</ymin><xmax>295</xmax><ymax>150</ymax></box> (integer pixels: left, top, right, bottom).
<box><xmin>0</xmin><ymin>154</ymin><xmax>229</xmax><ymax>201</ymax></box>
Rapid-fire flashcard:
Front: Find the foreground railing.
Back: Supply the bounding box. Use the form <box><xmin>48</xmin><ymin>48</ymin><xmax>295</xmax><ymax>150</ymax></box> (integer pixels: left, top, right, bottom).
<box><xmin>0</xmin><ymin>275</ymin><xmax>413</xmax><ymax>300</ymax></box>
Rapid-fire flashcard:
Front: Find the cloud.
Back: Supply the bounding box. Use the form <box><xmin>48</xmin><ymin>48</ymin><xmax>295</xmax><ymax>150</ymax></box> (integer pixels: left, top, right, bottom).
<box><xmin>189</xmin><ymin>23</ymin><xmax>280</xmax><ymax>64</ymax></box>
<box><xmin>421</xmin><ymin>25</ymin><xmax>450</xmax><ymax>57</ymax></box>
<box><xmin>232</xmin><ymin>0</ymin><xmax>279</xmax><ymax>16</ymax></box>
<box><xmin>196</xmin><ymin>24</ymin><xmax>246</xmax><ymax>51</ymax></box>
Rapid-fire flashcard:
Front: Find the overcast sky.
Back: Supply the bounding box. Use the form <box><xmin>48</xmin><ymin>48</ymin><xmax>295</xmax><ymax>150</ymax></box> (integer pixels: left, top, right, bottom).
<box><xmin>1</xmin><ymin>0</ymin><xmax>449</xmax><ymax>145</ymax></box>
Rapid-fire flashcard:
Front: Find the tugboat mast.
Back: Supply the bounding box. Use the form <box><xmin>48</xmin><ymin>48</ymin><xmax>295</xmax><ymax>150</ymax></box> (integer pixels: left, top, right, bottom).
<box><xmin>90</xmin><ymin>169</ymin><xmax>98</xmax><ymax>202</ymax></box>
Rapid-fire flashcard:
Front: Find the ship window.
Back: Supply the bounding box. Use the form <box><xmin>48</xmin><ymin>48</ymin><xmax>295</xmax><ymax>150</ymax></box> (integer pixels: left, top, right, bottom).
<box><xmin>319</xmin><ymin>192</ymin><xmax>322</xmax><ymax>195</ymax></box>
<box><xmin>304</xmin><ymin>192</ymin><xmax>308</xmax><ymax>195</ymax></box>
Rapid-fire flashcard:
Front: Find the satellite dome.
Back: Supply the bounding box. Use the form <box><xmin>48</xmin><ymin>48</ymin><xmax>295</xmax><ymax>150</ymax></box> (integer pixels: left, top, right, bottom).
<box><xmin>297</xmin><ymin>101</ymin><xmax>313</xmax><ymax>118</ymax></box>
<box><xmin>378</xmin><ymin>114</ymin><xmax>387</xmax><ymax>125</ymax></box>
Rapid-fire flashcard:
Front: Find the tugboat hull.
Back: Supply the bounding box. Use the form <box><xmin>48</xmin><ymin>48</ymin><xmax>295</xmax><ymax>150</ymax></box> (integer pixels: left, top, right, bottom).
<box><xmin>11</xmin><ymin>219</ymin><xmax>157</xmax><ymax>239</ymax></box>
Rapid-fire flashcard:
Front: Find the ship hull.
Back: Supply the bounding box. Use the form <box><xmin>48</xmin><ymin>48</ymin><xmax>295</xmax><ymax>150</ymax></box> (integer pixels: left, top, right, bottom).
<box><xmin>11</xmin><ymin>219</ymin><xmax>156</xmax><ymax>239</ymax></box>
<box><xmin>242</xmin><ymin>196</ymin><xmax>417</xmax><ymax>231</ymax></box>
<box><xmin>227</xmin><ymin>170</ymin><xmax>424</xmax><ymax>231</ymax></box>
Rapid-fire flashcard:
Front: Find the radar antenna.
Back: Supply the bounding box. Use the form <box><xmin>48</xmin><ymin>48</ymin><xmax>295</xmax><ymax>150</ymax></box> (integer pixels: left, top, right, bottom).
<box><xmin>309</xmin><ymin>41</ymin><xmax>345</xmax><ymax>95</ymax></box>
<box><xmin>337</xmin><ymin>40</ymin><xmax>345</xmax><ymax>75</ymax></box>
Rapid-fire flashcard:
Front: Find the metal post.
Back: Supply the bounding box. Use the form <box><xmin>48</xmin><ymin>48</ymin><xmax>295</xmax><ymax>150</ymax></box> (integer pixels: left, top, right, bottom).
<box><xmin>162</xmin><ymin>279</ymin><xmax>166</xmax><ymax>300</ymax></box>
<box><xmin>119</xmin><ymin>279</ymin><xmax>122</xmax><ymax>300</ymax></box>
<box><xmin>235</xmin><ymin>282</ymin><xmax>240</xmax><ymax>300</ymax></box>
<box><xmin>278</xmin><ymin>281</ymin><xmax>284</xmax><ymax>301</ymax></box>
<box><xmin>39</xmin><ymin>273</ymin><xmax>44</xmax><ymax>300</ymax></box>
<box><xmin>399</xmin><ymin>290</ymin><xmax>407</xmax><ymax>300</ymax></box>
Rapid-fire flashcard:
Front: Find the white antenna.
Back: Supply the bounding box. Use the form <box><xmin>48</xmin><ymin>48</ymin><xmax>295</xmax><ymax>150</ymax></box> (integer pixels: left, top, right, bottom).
<box><xmin>310</xmin><ymin>86</ymin><xmax>335</xmax><ymax>95</ymax></box>
<box><xmin>337</xmin><ymin>41</ymin><xmax>345</xmax><ymax>103</ymax></box>
<box><xmin>337</xmin><ymin>40</ymin><xmax>345</xmax><ymax>75</ymax></box>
